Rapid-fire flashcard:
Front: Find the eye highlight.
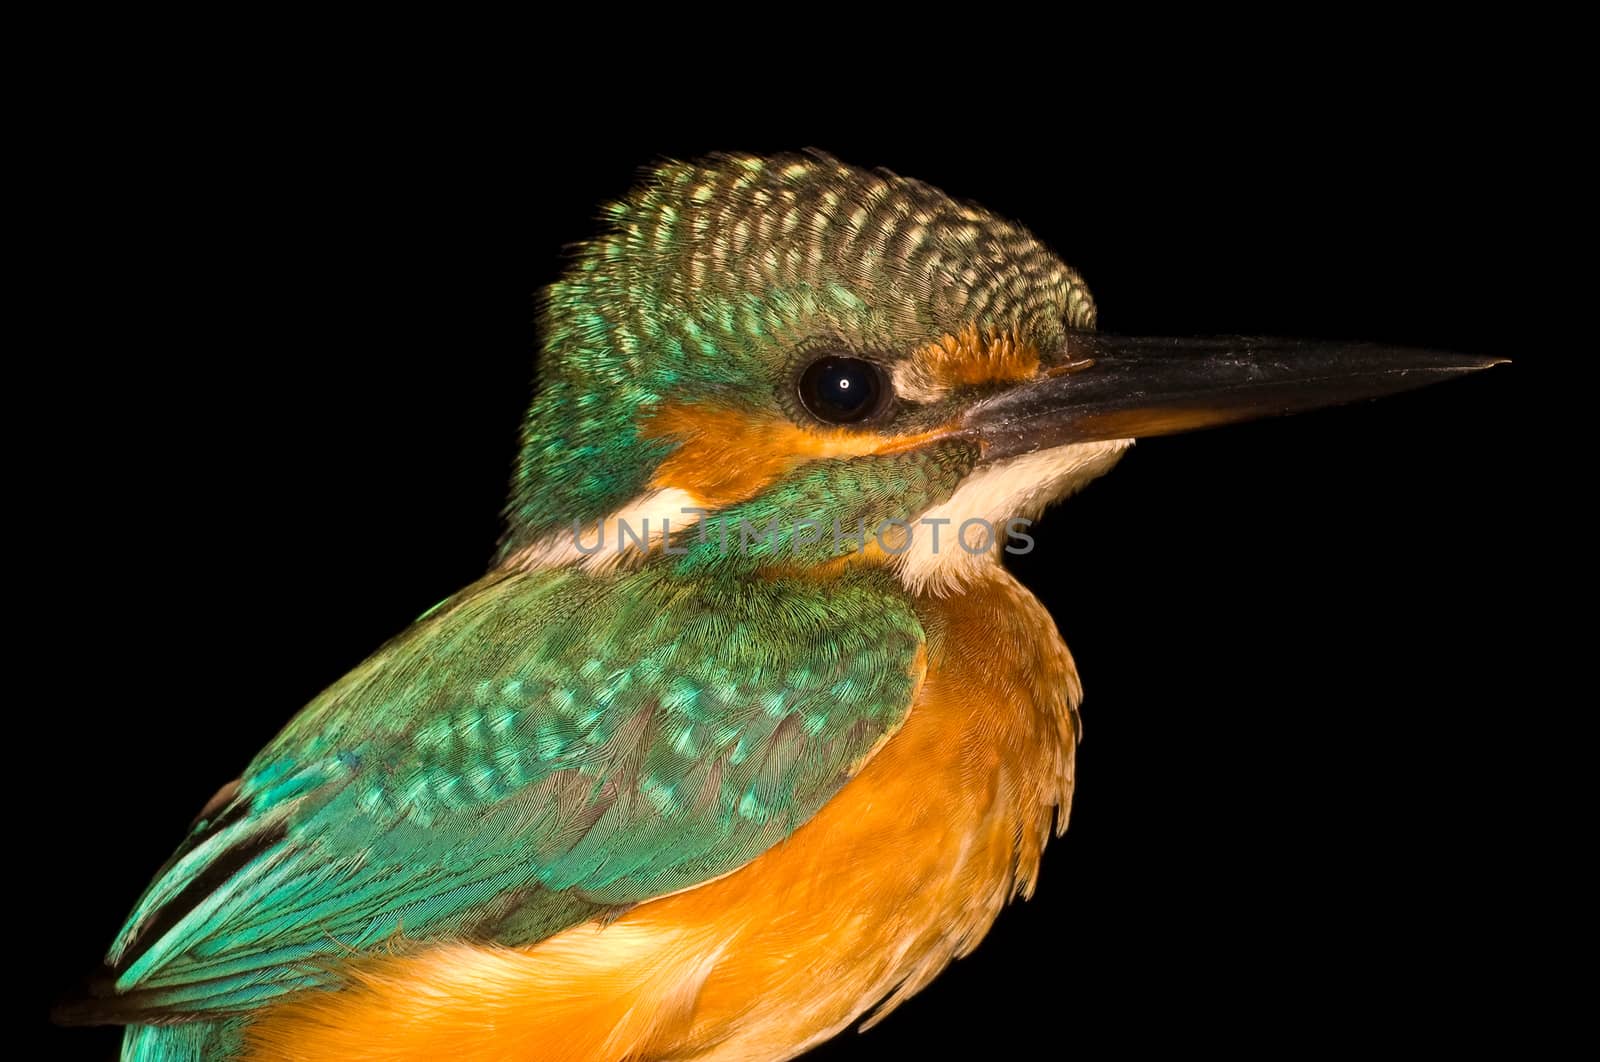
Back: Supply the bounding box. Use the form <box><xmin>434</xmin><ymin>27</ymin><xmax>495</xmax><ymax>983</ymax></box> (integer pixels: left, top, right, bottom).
<box><xmin>797</xmin><ymin>356</ymin><xmax>890</xmax><ymax>425</ymax></box>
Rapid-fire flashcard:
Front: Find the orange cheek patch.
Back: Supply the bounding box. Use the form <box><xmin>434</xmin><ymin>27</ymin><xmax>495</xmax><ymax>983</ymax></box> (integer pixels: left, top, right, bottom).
<box><xmin>644</xmin><ymin>404</ymin><xmax>947</xmax><ymax>510</ymax></box>
<box><xmin>898</xmin><ymin>325</ymin><xmax>1041</xmax><ymax>402</ymax></box>
<box><xmin>643</xmin><ymin>327</ymin><xmax>1043</xmax><ymax>509</ymax></box>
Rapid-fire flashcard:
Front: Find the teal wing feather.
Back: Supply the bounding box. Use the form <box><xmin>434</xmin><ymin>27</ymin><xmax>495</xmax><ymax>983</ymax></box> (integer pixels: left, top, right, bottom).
<box><xmin>120</xmin><ymin>1019</ymin><xmax>244</xmax><ymax>1061</ymax></box>
<box><xmin>94</xmin><ymin>566</ymin><xmax>924</xmax><ymax>1020</ymax></box>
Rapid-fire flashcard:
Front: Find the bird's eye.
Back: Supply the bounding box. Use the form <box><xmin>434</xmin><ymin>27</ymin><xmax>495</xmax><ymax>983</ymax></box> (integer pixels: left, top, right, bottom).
<box><xmin>797</xmin><ymin>356</ymin><xmax>890</xmax><ymax>425</ymax></box>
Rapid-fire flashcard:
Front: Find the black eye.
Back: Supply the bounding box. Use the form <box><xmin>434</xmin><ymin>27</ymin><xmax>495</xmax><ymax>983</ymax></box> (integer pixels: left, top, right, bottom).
<box><xmin>797</xmin><ymin>356</ymin><xmax>889</xmax><ymax>424</ymax></box>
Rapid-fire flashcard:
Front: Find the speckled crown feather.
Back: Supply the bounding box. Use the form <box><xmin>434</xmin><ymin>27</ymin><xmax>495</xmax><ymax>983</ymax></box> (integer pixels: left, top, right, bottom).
<box><xmin>547</xmin><ymin>151</ymin><xmax>1094</xmax><ymax>374</ymax></box>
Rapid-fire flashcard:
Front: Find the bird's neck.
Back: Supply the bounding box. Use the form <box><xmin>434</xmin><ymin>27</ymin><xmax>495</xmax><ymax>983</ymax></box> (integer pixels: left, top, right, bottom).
<box><xmin>498</xmin><ymin>378</ymin><xmax>677</xmax><ymax>562</ymax></box>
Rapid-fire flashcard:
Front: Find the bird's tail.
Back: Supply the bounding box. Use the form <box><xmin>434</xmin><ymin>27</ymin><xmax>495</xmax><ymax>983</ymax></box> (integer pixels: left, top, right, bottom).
<box><xmin>121</xmin><ymin>1020</ymin><xmax>245</xmax><ymax>1062</ymax></box>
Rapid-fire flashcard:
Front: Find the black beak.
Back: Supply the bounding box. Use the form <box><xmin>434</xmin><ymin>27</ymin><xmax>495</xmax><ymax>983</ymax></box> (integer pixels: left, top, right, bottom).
<box><xmin>963</xmin><ymin>335</ymin><xmax>1506</xmax><ymax>462</ymax></box>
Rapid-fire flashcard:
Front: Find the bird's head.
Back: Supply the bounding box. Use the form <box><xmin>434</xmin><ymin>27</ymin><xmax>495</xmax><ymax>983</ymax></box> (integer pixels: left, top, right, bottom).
<box><xmin>501</xmin><ymin>152</ymin><xmax>1495</xmax><ymax>592</ymax></box>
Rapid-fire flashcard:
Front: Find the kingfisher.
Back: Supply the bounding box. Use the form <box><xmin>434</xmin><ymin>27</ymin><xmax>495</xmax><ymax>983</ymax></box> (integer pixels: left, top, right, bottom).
<box><xmin>62</xmin><ymin>152</ymin><xmax>1498</xmax><ymax>1061</ymax></box>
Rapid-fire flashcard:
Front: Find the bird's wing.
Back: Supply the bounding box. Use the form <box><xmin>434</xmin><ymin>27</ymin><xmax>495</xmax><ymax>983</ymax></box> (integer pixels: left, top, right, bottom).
<box><xmin>89</xmin><ymin>566</ymin><xmax>925</xmax><ymax>1020</ymax></box>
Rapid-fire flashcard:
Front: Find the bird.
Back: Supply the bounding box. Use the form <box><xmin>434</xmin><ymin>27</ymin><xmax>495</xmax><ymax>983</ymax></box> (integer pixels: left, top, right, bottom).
<box><xmin>60</xmin><ymin>151</ymin><xmax>1501</xmax><ymax>1061</ymax></box>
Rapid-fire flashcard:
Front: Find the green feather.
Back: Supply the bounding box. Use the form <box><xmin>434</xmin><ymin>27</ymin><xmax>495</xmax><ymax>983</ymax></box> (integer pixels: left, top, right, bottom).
<box><xmin>120</xmin><ymin>1019</ymin><xmax>244</xmax><ymax>1061</ymax></box>
<box><xmin>101</xmin><ymin>564</ymin><xmax>923</xmax><ymax>1017</ymax></box>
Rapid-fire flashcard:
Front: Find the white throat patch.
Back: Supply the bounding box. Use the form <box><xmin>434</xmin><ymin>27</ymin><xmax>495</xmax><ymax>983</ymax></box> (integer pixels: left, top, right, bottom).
<box><xmin>893</xmin><ymin>439</ymin><xmax>1132</xmax><ymax>597</ymax></box>
<box><xmin>505</xmin><ymin>487</ymin><xmax>704</xmax><ymax>574</ymax></box>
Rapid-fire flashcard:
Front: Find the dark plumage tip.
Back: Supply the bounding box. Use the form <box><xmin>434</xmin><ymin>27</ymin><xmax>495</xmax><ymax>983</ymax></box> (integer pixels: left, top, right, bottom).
<box><xmin>50</xmin><ymin>970</ymin><xmax>122</xmax><ymax>1027</ymax></box>
<box><xmin>51</xmin><ymin>966</ymin><xmax>192</xmax><ymax>1028</ymax></box>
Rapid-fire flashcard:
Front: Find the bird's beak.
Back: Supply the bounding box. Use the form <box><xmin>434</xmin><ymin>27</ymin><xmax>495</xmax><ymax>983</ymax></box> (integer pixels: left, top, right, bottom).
<box><xmin>961</xmin><ymin>335</ymin><xmax>1506</xmax><ymax>462</ymax></box>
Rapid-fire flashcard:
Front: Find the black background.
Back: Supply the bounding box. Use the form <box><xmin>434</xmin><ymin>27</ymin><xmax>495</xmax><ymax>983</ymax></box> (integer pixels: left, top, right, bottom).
<box><xmin>38</xmin><ymin>68</ymin><xmax>1556</xmax><ymax>1058</ymax></box>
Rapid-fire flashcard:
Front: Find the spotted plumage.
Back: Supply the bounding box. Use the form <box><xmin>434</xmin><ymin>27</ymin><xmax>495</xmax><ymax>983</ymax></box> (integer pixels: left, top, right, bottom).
<box><xmin>102</xmin><ymin>568</ymin><xmax>923</xmax><ymax>1011</ymax></box>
